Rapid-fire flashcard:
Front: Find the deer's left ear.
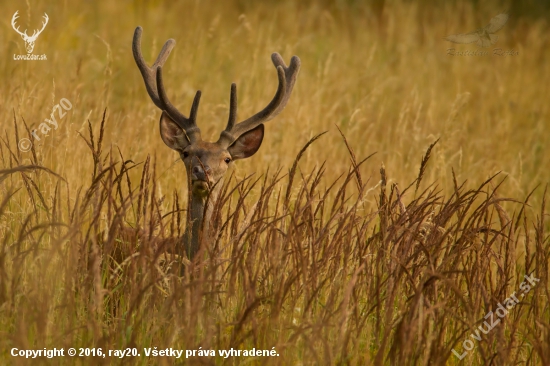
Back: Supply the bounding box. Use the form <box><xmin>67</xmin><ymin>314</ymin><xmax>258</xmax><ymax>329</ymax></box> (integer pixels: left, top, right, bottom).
<box><xmin>228</xmin><ymin>124</ymin><xmax>264</xmax><ymax>160</ymax></box>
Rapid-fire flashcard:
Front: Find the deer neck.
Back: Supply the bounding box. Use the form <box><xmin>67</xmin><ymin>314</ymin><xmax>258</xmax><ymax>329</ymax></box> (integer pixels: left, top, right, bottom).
<box><xmin>184</xmin><ymin>185</ymin><xmax>220</xmax><ymax>259</ymax></box>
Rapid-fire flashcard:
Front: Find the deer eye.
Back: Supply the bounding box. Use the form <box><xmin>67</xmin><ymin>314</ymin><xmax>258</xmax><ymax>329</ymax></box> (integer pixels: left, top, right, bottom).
<box><xmin>224</xmin><ymin>157</ymin><xmax>231</xmax><ymax>164</ymax></box>
<box><xmin>182</xmin><ymin>151</ymin><xmax>189</xmax><ymax>158</ymax></box>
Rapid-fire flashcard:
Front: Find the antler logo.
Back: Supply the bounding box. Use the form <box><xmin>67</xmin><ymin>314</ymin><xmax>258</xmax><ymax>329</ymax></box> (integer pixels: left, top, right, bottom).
<box><xmin>445</xmin><ymin>13</ymin><xmax>509</xmax><ymax>48</ymax></box>
<box><xmin>444</xmin><ymin>12</ymin><xmax>518</xmax><ymax>57</ymax></box>
<box><xmin>11</xmin><ymin>11</ymin><xmax>49</xmax><ymax>54</ymax></box>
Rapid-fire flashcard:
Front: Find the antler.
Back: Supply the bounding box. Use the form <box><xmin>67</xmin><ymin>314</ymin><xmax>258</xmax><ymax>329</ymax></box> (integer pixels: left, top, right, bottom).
<box><xmin>217</xmin><ymin>53</ymin><xmax>301</xmax><ymax>148</ymax></box>
<box><xmin>133</xmin><ymin>27</ymin><xmax>299</xmax><ymax>146</ymax></box>
<box><xmin>156</xmin><ymin>66</ymin><xmax>202</xmax><ymax>142</ymax></box>
<box><xmin>133</xmin><ymin>27</ymin><xmax>202</xmax><ymax>142</ymax></box>
<box><xmin>11</xmin><ymin>11</ymin><xmax>27</xmax><ymax>38</ymax></box>
<box><xmin>132</xmin><ymin>26</ymin><xmax>175</xmax><ymax>110</ymax></box>
<box><xmin>28</xmin><ymin>13</ymin><xmax>49</xmax><ymax>40</ymax></box>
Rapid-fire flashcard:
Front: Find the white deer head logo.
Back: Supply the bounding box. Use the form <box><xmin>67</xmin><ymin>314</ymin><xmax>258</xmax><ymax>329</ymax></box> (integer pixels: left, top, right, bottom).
<box><xmin>11</xmin><ymin>11</ymin><xmax>49</xmax><ymax>54</ymax></box>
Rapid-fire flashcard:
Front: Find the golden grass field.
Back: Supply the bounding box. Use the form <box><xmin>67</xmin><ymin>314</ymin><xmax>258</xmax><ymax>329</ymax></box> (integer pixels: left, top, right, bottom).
<box><xmin>1</xmin><ymin>0</ymin><xmax>549</xmax><ymax>364</ymax></box>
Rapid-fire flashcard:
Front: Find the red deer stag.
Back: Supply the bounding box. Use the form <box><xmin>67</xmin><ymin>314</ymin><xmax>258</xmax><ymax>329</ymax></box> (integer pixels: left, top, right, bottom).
<box><xmin>132</xmin><ymin>26</ymin><xmax>300</xmax><ymax>260</ymax></box>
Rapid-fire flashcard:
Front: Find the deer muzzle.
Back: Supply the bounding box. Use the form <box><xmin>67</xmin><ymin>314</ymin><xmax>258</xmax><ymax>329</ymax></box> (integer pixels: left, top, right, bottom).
<box><xmin>191</xmin><ymin>165</ymin><xmax>212</xmax><ymax>195</ymax></box>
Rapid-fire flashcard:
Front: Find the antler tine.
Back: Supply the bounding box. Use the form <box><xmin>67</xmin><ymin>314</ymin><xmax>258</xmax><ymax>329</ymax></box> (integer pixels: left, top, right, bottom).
<box><xmin>132</xmin><ymin>26</ymin><xmax>175</xmax><ymax>110</ymax></box>
<box><xmin>270</xmin><ymin>53</ymin><xmax>301</xmax><ymax>117</ymax></box>
<box><xmin>227</xmin><ymin>83</ymin><xmax>238</xmax><ymax>130</ymax></box>
<box><xmin>218</xmin><ymin>84</ymin><xmax>238</xmax><ymax>144</ymax></box>
<box><xmin>156</xmin><ymin>66</ymin><xmax>202</xmax><ymax>142</ymax></box>
<box><xmin>217</xmin><ymin>53</ymin><xmax>300</xmax><ymax>147</ymax></box>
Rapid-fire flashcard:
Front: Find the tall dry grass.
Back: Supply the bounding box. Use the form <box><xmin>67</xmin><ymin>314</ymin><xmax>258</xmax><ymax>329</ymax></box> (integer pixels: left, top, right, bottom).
<box><xmin>1</xmin><ymin>0</ymin><xmax>549</xmax><ymax>365</ymax></box>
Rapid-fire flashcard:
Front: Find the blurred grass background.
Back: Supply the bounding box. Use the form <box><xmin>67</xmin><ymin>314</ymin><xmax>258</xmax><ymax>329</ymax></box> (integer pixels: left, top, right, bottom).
<box><xmin>1</xmin><ymin>0</ymin><xmax>549</xmax><ymax>365</ymax></box>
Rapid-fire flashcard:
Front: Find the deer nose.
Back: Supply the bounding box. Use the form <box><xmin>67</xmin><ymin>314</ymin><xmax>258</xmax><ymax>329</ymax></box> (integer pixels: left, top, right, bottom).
<box><xmin>192</xmin><ymin>165</ymin><xmax>211</xmax><ymax>181</ymax></box>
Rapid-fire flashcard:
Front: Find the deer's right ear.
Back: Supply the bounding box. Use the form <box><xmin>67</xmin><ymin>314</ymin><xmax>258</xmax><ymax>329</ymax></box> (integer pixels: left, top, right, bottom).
<box><xmin>159</xmin><ymin>111</ymin><xmax>190</xmax><ymax>150</ymax></box>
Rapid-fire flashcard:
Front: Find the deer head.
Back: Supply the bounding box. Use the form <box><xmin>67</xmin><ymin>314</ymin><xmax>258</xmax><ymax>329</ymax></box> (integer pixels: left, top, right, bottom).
<box><xmin>133</xmin><ymin>27</ymin><xmax>300</xmax><ymax>196</ymax></box>
<box><xmin>132</xmin><ymin>26</ymin><xmax>300</xmax><ymax>258</ymax></box>
<box><xmin>11</xmin><ymin>11</ymin><xmax>49</xmax><ymax>54</ymax></box>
